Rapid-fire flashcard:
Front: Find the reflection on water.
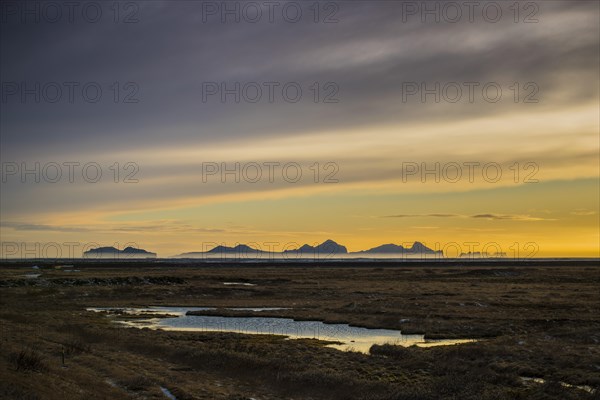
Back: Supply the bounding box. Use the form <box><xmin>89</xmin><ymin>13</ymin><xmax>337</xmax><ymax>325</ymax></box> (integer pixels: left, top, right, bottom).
<box><xmin>229</xmin><ymin>307</ymin><xmax>291</xmax><ymax>312</ymax></box>
<box><xmin>88</xmin><ymin>306</ymin><xmax>214</xmax><ymax>317</ymax></box>
<box><xmin>87</xmin><ymin>306</ymin><xmax>290</xmax><ymax>316</ymax></box>
<box><xmin>88</xmin><ymin>306</ymin><xmax>476</xmax><ymax>354</ymax></box>
<box><xmin>223</xmin><ymin>282</ymin><xmax>257</xmax><ymax>286</ymax></box>
<box><xmin>520</xmin><ymin>376</ymin><xmax>597</xmax><ymax>394</ymax></box>
<box><xmin>160</xmin><ymin>386</ymin><xmax>177</xmax><ymax>400</ymax></box>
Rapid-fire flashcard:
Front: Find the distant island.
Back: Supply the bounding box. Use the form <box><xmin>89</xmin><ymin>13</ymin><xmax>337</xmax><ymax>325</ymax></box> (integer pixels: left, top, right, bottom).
<box><xmin>283</xmin><ymin>239</ymin><xmax>348</xmax><ymax>256</ymax></box>
<box><xmin>174</xmin><ymin>240</ymin><xmax>442</xmax><ymax>258</ymax></box>
<box><xmin>176</xmin><ymin>244</ymin><xmax>268</xmax><ymax>258</ymax></box>
<box><xmin>80</xmin><ymin>241</ymin><xmax>515</xmax><ymax>259</ymax></box>
<box><xmin>354</xmin><ymin>241</ymin><xmax>442</xmax><ymax>255</ymax></box>
<box><xmin>83</xmin><ymin>246</ymin><xmax>157</xmax><ymax>259</ymax></box>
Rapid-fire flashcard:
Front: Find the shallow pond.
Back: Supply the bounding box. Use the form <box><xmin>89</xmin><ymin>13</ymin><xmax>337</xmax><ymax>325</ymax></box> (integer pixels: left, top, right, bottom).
<box><xmin>160</xmin><ymin>386</ymin><xmax>177</xmax><ymax>400</ymax></box>
<box><xmin>88</xmin><ymin>306</ymin><xmax>475</xmax><ymax>354</ymax></box>
<box><xmin>520</xmin><ymin>376</ymin><xmax>596</xmax><ymax>394</ymax></box>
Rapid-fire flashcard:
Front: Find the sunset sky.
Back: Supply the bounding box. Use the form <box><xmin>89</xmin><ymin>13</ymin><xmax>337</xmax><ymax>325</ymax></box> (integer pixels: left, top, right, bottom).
<box><xmin>1</xmin><ymin>1</ymin><xmax>598</xmax><ymax>258</ymax></box>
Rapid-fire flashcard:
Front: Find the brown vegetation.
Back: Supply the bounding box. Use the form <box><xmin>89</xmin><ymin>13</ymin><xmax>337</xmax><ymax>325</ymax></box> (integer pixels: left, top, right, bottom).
<box><xmin>0</xmin><ymin>261</ymin><xmax>598</xmax><ymax>399</ymax></box>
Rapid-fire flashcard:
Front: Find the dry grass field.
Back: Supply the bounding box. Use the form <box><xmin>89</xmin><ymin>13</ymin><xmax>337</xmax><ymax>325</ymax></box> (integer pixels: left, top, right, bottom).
<box><xmin>1</xmin><ymin>260</ymin><xmax>599</xmax><ymax>399</ymax></box>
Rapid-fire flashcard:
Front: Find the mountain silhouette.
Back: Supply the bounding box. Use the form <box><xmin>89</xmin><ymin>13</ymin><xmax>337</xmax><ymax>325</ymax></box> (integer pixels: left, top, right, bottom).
<box><xmin>83</xmin><ymin>246</ymin><xmax>157</xmax><ymax>258</ymax></box>
<box><xmin>283</xmin><ymin>239</ymin><xmax>348</xmax><ymax>255</ymax></box>
<box><xmin>176</xmin><ymin>244</ymin><xmax>268</xmax><ymax>257</ymax></box>
<box><xmin>207</xmin><ymin>244</ymin><xmax>268</xmax><ymax>254</ymax></box>
<box><xmin>173</xmin><ymin>240</ymin><xmax>442</xmax><ymax>257</ymax></box>
<box><xmin>353</xmin><ymin>241</ymin><xmax>441</xmax><ymax>255</ymax></box>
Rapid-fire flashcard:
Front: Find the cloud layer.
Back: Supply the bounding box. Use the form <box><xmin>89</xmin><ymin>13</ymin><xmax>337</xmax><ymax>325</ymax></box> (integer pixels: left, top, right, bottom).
<box><xmin>1</xmin><ymin>1</ymin><xmax>598</xmax><ymax>256</ymax></box>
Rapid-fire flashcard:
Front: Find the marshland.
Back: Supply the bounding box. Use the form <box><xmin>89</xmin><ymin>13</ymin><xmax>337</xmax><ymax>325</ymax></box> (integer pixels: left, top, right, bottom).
<box><xmin>1</xmin><ymin>260</ymin><xmax>598</xmax><ymax>399</ymax></box>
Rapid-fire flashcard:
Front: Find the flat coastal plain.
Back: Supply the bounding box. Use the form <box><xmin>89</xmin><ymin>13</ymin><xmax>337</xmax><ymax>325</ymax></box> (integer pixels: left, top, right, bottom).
<box><xmin>0</xmin><ymin>260</ymin><xmax>598</xmax><ymax>399</ymax></box>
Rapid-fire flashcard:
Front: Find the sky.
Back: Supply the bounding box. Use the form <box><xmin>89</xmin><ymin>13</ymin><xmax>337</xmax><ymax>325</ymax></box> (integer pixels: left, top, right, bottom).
<box><xmin>1</xmin><ymin>0</ymin><xmax>599</xmax><ymax>258</ymax></box>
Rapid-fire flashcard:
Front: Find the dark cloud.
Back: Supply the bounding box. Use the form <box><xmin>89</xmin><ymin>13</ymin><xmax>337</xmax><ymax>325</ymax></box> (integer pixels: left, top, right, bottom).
<box><xmin>382</xmin><ymin>213</ymin><xmax>554</xmax><ymax>221</ymax></box>
<box><xmin>0</xmin><ymin>221</ymin><xmax>91</xmax><ymax>232</ymax></box>
<box><xmin>0</xmin><ymin>220</ymin><xmax>226</xmax><ymax>233</ymax></box>
<box><xmin>1</xmin><ymin>0</ymin><xmax>597</xmax><ymax>230</ymax></box>
<box><xmin>470</xmin><ymin>214</ymin><xmax>553</xmax><ymax>221</ymax></box>
<box><xmin>382</xmin><ymin>213</ymin><xmax>460</xmax><ymax>218</ymax></box>
<box><xmin>1</xmin><ymin>0</ymin><xmax>598</xmax><ymax>158</ymax></box>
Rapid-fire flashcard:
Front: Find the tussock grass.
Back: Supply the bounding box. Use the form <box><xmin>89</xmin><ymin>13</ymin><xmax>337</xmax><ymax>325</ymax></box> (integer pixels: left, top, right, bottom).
<box><xmin>10</xmin><ymin>349</ymin><xmax>47</xmax><ymax>372</ymax></box>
